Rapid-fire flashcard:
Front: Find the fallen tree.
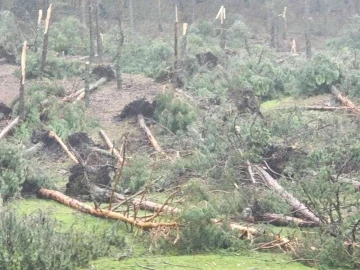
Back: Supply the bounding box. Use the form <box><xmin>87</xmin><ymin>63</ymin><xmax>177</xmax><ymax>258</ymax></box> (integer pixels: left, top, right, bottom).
<box><xmin>330</xmin><ymin>86</ymin><xmax>359</xmax><ymax>113</ymax></box>
<box><xmin>38</xmin><ymin>188</ymin><xmax>178</xmax><ymax>229</ymax></box>
<box><xmin>138</xmin><ymin>114</ymin><xmax>162</xmax><ymax>152</ymax></box>
<box><xmin>253</xmin><ymin>213</ymin><xmax>318</xmax><ymax>227</ymax></box>
<box><xmin>0</xmin><ymin>116</ymin><xmax>20</xmax><ymax>140</ymax></box>
<box><xmin>99</xmin><ymin>129</ymin><xmax>124</xmax><ymax>164</ymax></box>
<box><xmin>303</xmin><ymin>106</ymin><xmax>352</xmax><ymax>112</ymax></box>
<box><xmin>254</xmin><ymin>165</ymin><xmax>322</xmax><ymax>225</ymax></box>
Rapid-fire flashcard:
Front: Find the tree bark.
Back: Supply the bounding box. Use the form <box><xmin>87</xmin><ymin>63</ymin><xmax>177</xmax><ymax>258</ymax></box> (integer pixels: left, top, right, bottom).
<box><xmin>88</xmin><ymin>0</ymin><xmax>95</xmax><ymax>61</ymax></box>
<box><xmin>330</xmin><ymin>86</ymin><xmax>359</xmax><ymax>113</ymax></box>
<box><xmin>0</xmin><ymin>117</ymin><xmax>20</xmax><ymax>140</ymax></box>
<box><xmin>94</xmin><ymin>0</ymin><xmax>103</xmax><ymax>58</ymax></box>
<box><xmin>38</xmin><ymin>188</ymin><xmax>178</xmax><ymax>229</ymax></box>
<box><xmin>99</xmin><ymin>129</ymin><xmax>124</xmax><ymax>164</ymax></box>
<box><xmin>115</xmin><ymin>0</ymin><xmax>124</xmax><ymax>90</ymax></box>
<box><xmin>48</xmin><ymin>131</ymin><xmax>79</xmax><ymax>164</ymax></box>
<box><xmin>254</xmin><ymin>165</ymin><xmax>322</xmax><ymax>225</ymax></box>
<box><xmin>19</xmin><ymin>41</ymin><xmax>27</xmax><ymax>120</ymax></box>
<box><xmin>138</xmin><ymin>114</ymin><xmax>162</xmax><ymax>152</ymax></box>
<box><xmin>84</xmin><ymin>61</ymin><xmax>90</xmax><ymax>107</ymax></box>
<box><xmin>304</xmin><ymin>0</ymin><xmax>312</xmax><ymax>59</ymax></box>
<box><xmin>41</xmin><ymin>4</ymin><xmax>52</xmax><ymax>74</ymax></box>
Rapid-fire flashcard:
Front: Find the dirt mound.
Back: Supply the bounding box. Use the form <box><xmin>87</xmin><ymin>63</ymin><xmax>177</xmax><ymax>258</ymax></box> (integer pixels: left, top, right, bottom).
<box><xmin>116</xmin><ymin>98</ymin><xmax>156</xmax><ymax>120</ymax></box>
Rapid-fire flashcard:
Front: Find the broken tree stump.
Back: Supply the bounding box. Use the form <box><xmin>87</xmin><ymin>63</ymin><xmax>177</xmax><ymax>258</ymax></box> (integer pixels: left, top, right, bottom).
<box><xmin>331</xmin><ymin>86</ymin><xmax>360</xmax><ymax>113</ymax></box>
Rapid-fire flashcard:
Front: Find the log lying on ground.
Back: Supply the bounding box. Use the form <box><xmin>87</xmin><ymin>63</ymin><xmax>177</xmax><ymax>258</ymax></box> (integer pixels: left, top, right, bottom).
<box><xmin>62</xmin><ymin>77</ymin><xmax>108</xmax><ymax>102</ymax></box>
<box><xmin>0</xmin><ymin>116</ymin><xmax>20</xmax><ymax>140</ymax></box>
<box><xmin>38</xmin><ymin>188</ymin><xmax>178</xmax><ymax>229</ymax></box>
<box><xmin>254</xmin><ymin>165</ymin><xmax>322</xmax><ymax>225</ymax></box>
<box><xmin>48</xmin><ymin>131</ymin><xmax>79</xmax><ymax>164</ymax></box>
<box><xmin>254</xmin><ymin>213</ymin><xmax>318</xmax><ymax>227</ymax></box>
<box><xmin>91</xmin><ymin>185</ymin><xmax>181</xmax><ymax>214</ymax></box>
<box><xmin>303</xmin><ymin>106</ymin><xmax>352</xmax><ymax>112</ymax></box>
<box><xmin>138</xmin><ymin>114</ymin><xmax>162</xmax><ymax>152</ymax></box>
<box><xmin>331</xmin><ymin>86</ymin><xmax>360</xmax><ymax>113</ymax></box>
<box><xmin>99</xmin><ymin>129</ymin><xmax>124</xmax><ymax>164</ymax></box>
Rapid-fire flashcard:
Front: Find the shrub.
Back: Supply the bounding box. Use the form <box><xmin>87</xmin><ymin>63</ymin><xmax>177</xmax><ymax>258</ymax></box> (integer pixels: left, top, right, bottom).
<box><xmin>0</xmin><ymin>143</ymin><xmax>50</xmax><ymax>202</ymax></box>
<box><xmin>0</xmin><ymin>10</ymin><xmax>21</xmax><ymax>53</ymax></box>
<box><xmin>155</xmin><ymin>92</ymin><xmax>196</xmax><ymax>133</ymax></box>
<box><xmin>50</xmin><ymin>17</ymin><xmax>88</xmax><ymax>55</ymax></box>
<box><xmin>26</xmin><ymin>52</ymin><xmax>83</xmax><ymax>79</ymax></box>
<box><xmin>294</xmin><ymin>54</ymin><xmax>341</xmax><ymax>96</ymax></box>
<box><xmin>0</xmin><ymin>211</ymin><xmax>127</xmax><ymax>270</ymax></box>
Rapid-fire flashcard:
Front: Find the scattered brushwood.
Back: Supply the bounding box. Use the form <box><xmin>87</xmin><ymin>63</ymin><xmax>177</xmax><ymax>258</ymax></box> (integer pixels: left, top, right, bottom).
<box><xmin>116</xmin><ymin>98</ymin><xmax>156</xmax><ymax>121</ymax></box>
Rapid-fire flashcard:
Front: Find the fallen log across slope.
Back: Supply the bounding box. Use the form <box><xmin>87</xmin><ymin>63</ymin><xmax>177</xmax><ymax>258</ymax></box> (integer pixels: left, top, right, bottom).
<box><xmin>138</xmin><ymin>114</ymin><xmax>162</xmax><ymax>152</ymax></box>
<box><xmin>253</xmin><ymin>213</ymin><xmax>318</xmax><ymax>227</ymax></box>
<box><xmin>0</xmin><ymin>116</ymin><xmax>20</xmax><ymax>140</ymax></box>
<box><xmin>38</xmin><ymin>188</ymin><xmax>178</xmax><ymax>229</ymax></box>
<box><xmin>254</xmin><ymin>165</ymin><xmax>322</xmax><ymax>225</ymax></box>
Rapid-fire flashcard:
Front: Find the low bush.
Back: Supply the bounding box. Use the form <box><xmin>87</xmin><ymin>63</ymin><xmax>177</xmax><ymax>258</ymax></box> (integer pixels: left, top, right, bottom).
<box><xmin>0</xmin><ymin>211</ymin><xmax>127</xmax><ymax>270</ymax></box>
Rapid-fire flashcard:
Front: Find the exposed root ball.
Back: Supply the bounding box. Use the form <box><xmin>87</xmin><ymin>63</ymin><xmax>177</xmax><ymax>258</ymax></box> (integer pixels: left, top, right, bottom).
<box><xmin>116</xmin><ymin>98</ymin><xmax>156</xmax><ymax>120</ymax></box>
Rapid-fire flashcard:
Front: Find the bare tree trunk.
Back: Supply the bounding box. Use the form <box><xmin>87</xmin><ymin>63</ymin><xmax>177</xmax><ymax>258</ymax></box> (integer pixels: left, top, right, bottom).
<box><xmin>94</xmin><ymin>0</ymin><xmax>103</xmax><ymax>58</ymax></box>
<box><xmin>128</xmin><ymin>0</ymin><xmax>135</xmax><ymax>32</ymax></box>
<box><xmin>269</xmin><ymin>4</ymin><xmax>275</xmax><ymax>48</ymax></box>
<box><xmin>0</xmin><ymin>117</ymin><xmax>20</xmax><ymax>140</ymax></box>
<box><xmin>157</xmin><ymin>0</ymin><xmax>163</xmax><ymax>32</ymax></box>
<box><xmin>173</xmin><ymin>5</ymin><xmax>179</xmax><ymax>85</ymax></box>
<box><xmin>138</xmin><ymin>114</ymin><xmax>162</xmax><ymax>152</ymax></box>
<box><xmin>33</xmin><ymin>10</ymin><xmax>43</xmax><ymax>53</ymax></box>
<box><xmin>41</xmin><ymin>4</ymin><xmax>52</xmax><ymax>74</ymax></box>
<box><xmin>115</xmin><ymin>0</ymin><xmax>124</xmax><ymax>90</ymax></box>
<box><xmin>304</xmin><ymin>0</ymin><xmax>312</xmax><ymax>59</ymax></box>
<box><xmin>88</xmin><ymin>0</ymin><xmax>95</xmax><ymax>61</ymax></box>
<box><xmin>192</xmin><ymin>0</ymin><xmax>195</xmax><ymax>23</ymax></box>
<box><xmin>80</xmin><ymin>0</ymin><xmax>86</xmax><ymax>25</ymax></box>
<box><xmin>84</xmin><ymin>61</ymin><xmax>90</xmax><ymax>107</ymax></box>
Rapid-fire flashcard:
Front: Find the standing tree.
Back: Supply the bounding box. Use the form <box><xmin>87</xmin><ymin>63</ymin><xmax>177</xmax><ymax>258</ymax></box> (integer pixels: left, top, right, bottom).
<box><xmin>40</xmin><ymin>3</ymin><xmax>52</xmax><ymax>74</ymax></box>
<box><xmin>33</xmin><ymin>9</ymin><xmax>43</xmax><ymax>52</ymax></box>
<box><xmin>304</xmin><ymin>0</ymin><xmax>312</xmax><ymax>59</ymax></box>
<box><xmin>19</xmin><ymin>41</ymin><xmax>27</xmax><ymax>120</ymax></box>
<box><xmin>88</xmin><ymin>0</ymin><xmax>95</xmax><ymax>61</ymax></box>
<box><xmin>94</xmin><ymin>0</ymin><xmax>103</xmax><ymax>59</ymax></box>
<box><xmin>128</xmin><ymin>0</ymin><xmax>134</xmax><ymax>32</ymax></box>
<box><xmin>157</xmin><ymin>0</ymin><xmax>163</xmax><ymax>32</ymax></box>
<box><xmin>173</xmin><ymin>5</ymin><xmax>179</xmax><ymax>85</ymax></box>
<box><xmin>115</xmin><ymin>0</ymin><xmax>124</xmax><ymax>90</ymax></box>
<box><xmin>216</xmin><ymin>6</ymin><xmax>226</xmax><ymax>50</ymax></box>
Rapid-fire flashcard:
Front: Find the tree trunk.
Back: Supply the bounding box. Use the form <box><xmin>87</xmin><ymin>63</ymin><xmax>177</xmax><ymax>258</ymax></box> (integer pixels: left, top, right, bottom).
<box><xmin>128</xmin><ymin>0</ymin><xmax>135</xmax><ymax>31</ymax></box>
<box><xmin>173</xmin><ymin>5</ymin><xmax>179</xmax><ymax>85</ymax></box>
<box><xmin>80</xmin><ymin>0</ymin><xmax>86</xmax><ymax>25</ymax></box>
<box><xmin>41</xmin><ymin>4</ymin><xmax>52</xmax><ymax>74</ymax></box>
<box><xmin>38</xmin><ymin>188</ymin><xmax>178</xmax><ymax>229</ymax></box>
<box><xmin>157</xmin><ymin>0</ymin><xmax>163</xmax><ymax>32</ymax></box>
<box><xmin>84</xmin><ymin>61</ymin><xmax>90</xmax><ymax>107</ymax></box>
<box><xmin>0</xmin><ymin>117</ymin><xmax>20</xmax><ymax>140</ymax></box>
<box><xmin>304</xmin><ymin>0</ymin><xmax>312</xmax><ymax>59</ymax></box>
<box><xmin>88</xmin><ymin>0</ymin><xmax>95</xmax><ymax>61</ymax></box>
<box><xmin>19</xmin><ymin>41</ymin><xmax>27</xmax><ymax>120</ymax></box>
<box><xmin>330</xmin><ymin>85</ymin><xmax>359</xmax><ymax>113</ymax></box>
<box><xmin>269</xmin><ymin>5</ymin><xmax>275</xmax><ymax>48</ymax></box>
<box><xmin>138</xmin><ymin>114</ymin><xmax>162</xmax><ymax>152</ymax></box>
<box><xmin>254</xmin><ymin>165</ymin><xmax>322</xmax><ymax>225</ymax></box>
<box><xmin>99</xmin><ymin>129</ymin><xmax>124</xmax><ymax>164</ymax></box>
<box><xmin>115</xmin><ymin>0</ymin><xmax>124</xmax><ymax>90</ymax></box>
<box><xmin>252</xmin><ymin>213</ymin><xmax>319</xmax><ymax>227</ymax></box>
<box><xmin>94</xmin><ymin>0</ymin><xmax>103</xmax><ymax>58</ymax></box>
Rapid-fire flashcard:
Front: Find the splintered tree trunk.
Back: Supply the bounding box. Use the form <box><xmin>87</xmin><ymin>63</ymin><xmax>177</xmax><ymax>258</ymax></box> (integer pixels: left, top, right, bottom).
<box><xmin>304</xmin><ymin>0</ymin><xmax>312</xmax><ymax>59</ymax></box>
<box><xmin>19</xmin><ymin>41</ymin><xmax>27</xmax><ymax>120</ymax></box>
<box><xmin>41</xmin><ymin>4</ymin><xmax>52</xmax><ymax>74</ymax></box>
<box><xmin>94</xmin><ymin>0</ymin><xmax>103</xmax><ymax>58</ymax></box>
<box><xmin>88</xmin><ymin>0</ymin><xmax>95</xmax><ymax>61</ymax></box>
<box><xmin>33</xmin><ymin>9</ymin><xmax>43</xmax><ymax>53</ymax></box>
<box><xmin>115</xmin><ymin>0</ymin><xmax>124</xmax><ymax>90</ymax></box>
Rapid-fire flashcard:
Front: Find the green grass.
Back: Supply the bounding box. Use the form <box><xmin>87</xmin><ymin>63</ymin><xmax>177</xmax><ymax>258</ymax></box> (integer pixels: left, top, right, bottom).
<box><xmin>88</xmin><ymin>253</ymin><xmax>314</xmax><ymax>270</ymax></box>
